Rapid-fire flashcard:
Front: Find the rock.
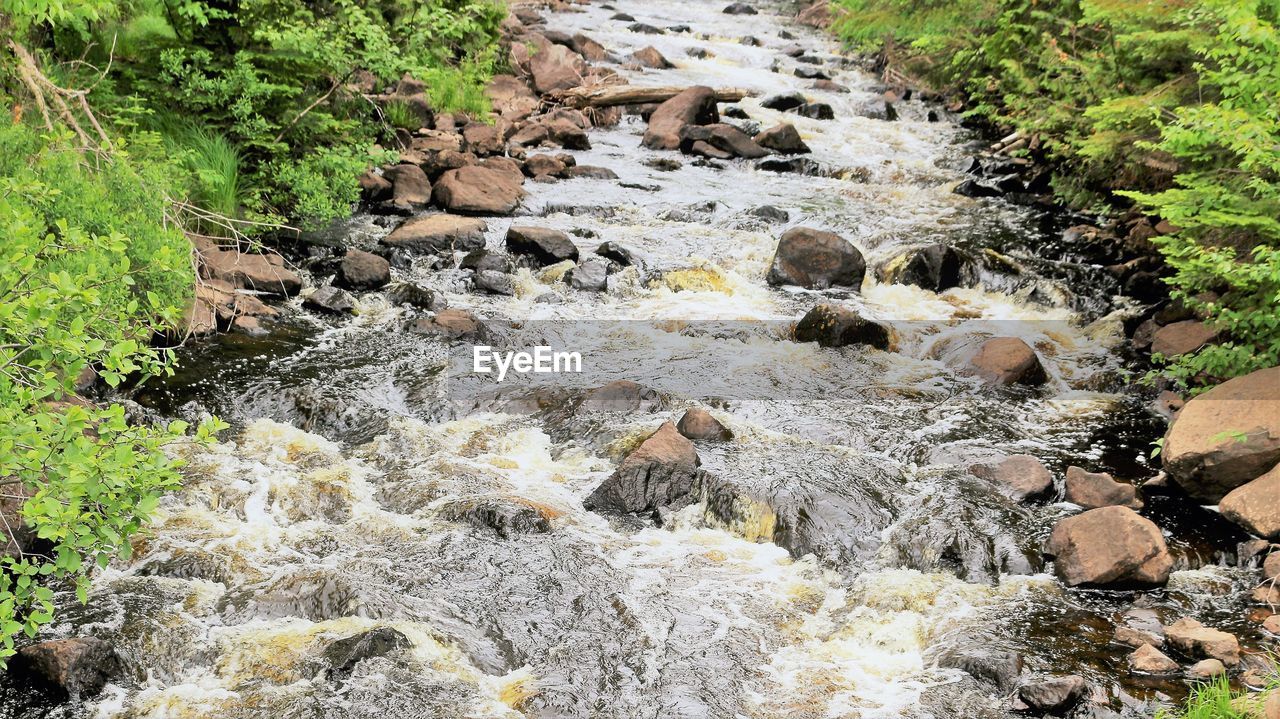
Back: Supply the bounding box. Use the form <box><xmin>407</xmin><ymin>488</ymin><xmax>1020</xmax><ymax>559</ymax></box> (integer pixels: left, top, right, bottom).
<box><xmin>433</xmin><ymin>166</ymin><xmax>526</xmax><ymax>215</ymax></box>
<box><xmin>678</xmin><ymin>123</ymin><xmax>770</xmax><ymax>159</ymax></box>
<box><xmin>201</xmin><ymin>249</ymin><xmax>302</xmax><ymax>296</ymax></box>
<box><xmin>611</xmin><ymin>12</ymin><xmax>635</xmax><ymax>21</ymax></box>
<box><xmin>937</xmin><ymin>648</ymin><xmax>1024</xmax><ymax>692</ymax></box>
<box><xmin>584</xmin><ymin>422</ymin><xmax>699</xmax><ymax>514</ymax></box>
<box><xmin>1266</xmin><ymin>692</ymin><xmax>1280</xmax><ymax>719</ymax></box>
<box><xmin>1188</xmin><ymin>658</ymin><xmax>1227</xmax><ymax>680</ymax></box>
<box><xmin>336</xmin><ymin>249</ymin><xmax>391</xmax><ymax>291</ymax></box>
<box><xmin>1165</xmin><ymin>618</ymin><xmax>1240</xmax><ymax>666</ymax></box>
<box><xmin>794</xmin><ymin>66</ymin><xmax>830</xmax><ymax>80</ymax></box>
<box><xmin>676</xmin><ymin>408</ymin><xmax>733</xmax><ymax>441</ymax></box>
<box><xmin>751</xmin><ymin>205</ymin><xmax>789</xmax><ymax>223</ymax></box>
<box><xmin>1017</xmin><ymin>675</ymin><xmax>1087</xmax><ymax>715</ymax></box>
<box><xmin>473</xmin><ymin>270</ymin><xmax>515</xmax><ymax>295</ymax></box>
<box><xmin>1163</xmin><ymin>366</ymin><xmax>1280</xmax><ymax>503</ymax></box>
<box><xmin>580</xmin><ymin>380</ymin><xmax>662</xmax><ymax>413</ymax></box>
<box><xmin>688</xmin><ymin>140</ymin><xmax>732</xmax><ymax>160</ymax></box>
<box><xmin>723</xmin><ymin>2</ymin><xmax>758</xmax><ymax>13</ymax></box>
<box><xmin>564</xmin><ymin>165</ymin><xmax>620</xmax><ymax>180</ymax></box>
<box><xmin>409</xmin><ymin>130</ymin><xmax>463</xmax><ymax>154</ymax></box>
<box><xmin>1064</xmin><ymin>466</ymin><xmax>1143</xmax><ymax>510</ymax></box>
<box><xmin>358</xmin><ymin>170</ymin><xmax>392</xmax><ymax>201</ymax></box>
<box><xmin>462</xmin><ymin>124</ymin><xmax>504</xmax><ymax>156</ymax></box>
<box><xmin>1151</xmin><ymin>320</ymin><xmax>1218</xmax><ymax>357</ymax></box>
<box><xmin>629</xmin><ymin>22</ymin><xmax>663</xmax><ymax>34</ymax></box>
<box><xmin>1129</xmin><ymin>644</ymin><xmax>1179</xmax><ymax>674</ymax></box>
<box><xmin>1254</xmin><ymin>584</ymin><xmax>1280</xmax><ymax>604</ymax></box>
<box><xmin>595</xmin><ymin>241</ymin><xmax>637</xmax><ymax>266</ymax></box>
<box><xmin>14</xmin><ymin>638</ymin><xmax>119</xmax><ymax>698</ymax></box>
<box><xmin>383</xmin><ymin>164</ymin><xmax>432</xmax><ymax>209</ymax></box>
<box><xmin>440</xmin><ymin>498</ymin><xmax>555</xmax><ymax>538</ymax></box>
<box><xmin>523</xmin><ymin>34</ymin><xmax>588</xmax><ymax>94</ymax></box>
<box><xmin>1115</xmin><ymin>607</ymin><xmax>1166</xmax><ymax>648</ymax></box>
<box><xmin>545</xmin><ymin>117</ymin><xmax>591</xmax><ymax>150</ymax></box>
<box><xmin>755</xmin><ymin>122</ymin><xmax>810</xmax><ymax>154</ymax></box>
<box><xmin>571</xmin><ymin>33</ymin><xmax>612</xmax><ymax>62</ymax></box>
<box><xmin>756</xmin><ymin>157</ymin><xmax>822</xmax><ymax>175</ymax></box>
<box><xmin>525</xmin><ymin>153</ymin><xmax>569</xmax><ymax>178</ymax></box>
<box><xmin>968</xmin><ymin>455</ymin><xmax>1054</xmax><ymax>503</ymax></box>
<box><xmin>954</xmin><ymin>178</ymin><xmax>1003</xmax><ymax>198</ymax></box>
<box><xmin>882</xmin><ymin>244</ymin><xmax>977</xmax><ymax>292</ymax></box>
<box><xmin>382</xmin><ymin>214</ymin><xmax>488</xmax><ymax>254</ymax></box>
<box><xmin>1116</xmin><ymin>625</ymin><xmax>1164</xmax><ymax>649</ymax></box>
<box><xmin>506</xmin><ymin>226</ymin><xmax>579</xmax><ymax>266</ymax></box>
<box><xmin>796</xmin><ymin>0</ymin><xmax>831</xmax><ymax>27</ymax></box>
<box><xmin>460</xmin><ymin>249</ymin><xmax>512</xmax><ymax>275</ymax></box>
<box><xmin>794</xmin><ymin>303</ymin><xmax>891</xmax><ymax>350</ymax></box>
<box><xmin>1047</xmin><ymin>506</ymin><xmax>1172</xmax><ymax>587</ymax></box>
<box><xmin>386</xmin><ymin>282</ymin><xmax>445</xmax><ymax>310</ymax></box>
<box><xmin>325</xmin><ymin>628</ymin><xmax>410</xmax><ymax>679</ymax></box>
<box><xmin>761</xmin><ymin>91</ymin><xmax>807</xmax><ymax>112</ymax></box>
<box><xmin>566</xmin><ymin>257</ymin><xmax>609</xmax><ymax>291</ymax></box>
<box><xmin>642</xmin><ymin>86</ymin><xmax>720</xmax><ymax>151</ymax></box>
<box><xmin>304</xmin><ymin>286</ymin><xmax>356</xmax><ymax>314</ymax></box>
<box><xmin>1266</xmin><ymin>551</ymin><xmax>1280</xmax><ymax>580</ymax></box>
<box><xmin>631</xmin><ymin>46</ymin><xmax>673</xmax><ymax>69</ymax></box>
<box><xmin>766</xmin><ymin>226</ymin><xmax>866</xmax><ymax>290</ymax></box>
<box><xmin>961</xmin><ymin>337</ymin><xmax>1048</xmax><ymax>387</ymax></box>
<box><xmin>1221</xmin><ymin>464</ymin><xmax>1280</xmax><ymax>541</ymax></box>
<box><xmin>1265</xmin><ymin>614</ymin><xmax>1280</xmax><ymax>634</ymax></box>
<box><xmin>409</xmin><ymin>309</ymin><xmax>482</xmax><ymax>340</ymax></box>
<box><xmin>794</xmin><ymin>102</ymin><xmax>834</xmax><ymax>120</ymax></box>
<box><xmin>812</xmin><ymin>79</ymin><xmax>849</xmax><ymax>93</ymax></box>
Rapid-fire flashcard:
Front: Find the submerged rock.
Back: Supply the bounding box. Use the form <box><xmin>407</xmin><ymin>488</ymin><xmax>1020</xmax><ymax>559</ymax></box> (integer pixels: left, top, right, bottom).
<box><xmin>882</xmin><ymin>244</ymin><xmax>977</xmax><ymax>292</ymax></box>
<box><xmin>1046</xmin><ymin>506</ymin><xmax>1172</xmax><ymax>587</ymax></box>
<box><xmin>723</xmin><ymin>2</ymin><xmax>758</xmax><ymax>13</ymax></box>
<box><xmin>584</xmin><ymin>422</ymin><xmax>700</xmax><ymax>514</ymax></box>
<box><xmin>325</xmin><ymin>628</ymin><xmax>411</xmax><ymax>679</ymax></box>
<box><xmin>676</xmin><ymin>408</ymin><xmax>733</xmax><ymax>441</ymax></box>
<box><xmin>968</xmin><ymin>455</ymin><xmax>1054</xmax><ymax>503</ymax></box>
<box><xmin>304</xmin><ymin>286</ymin><xmax>356</xmax><ymax>314</ymax></box>
<box><xmin>579</xmin><ymin>380</ymin><xmax>662</xmax><ymax>413</ymax></box>
<box><xmin>386</xmin><ymin>282</ymin><xmax>445</xmax><ymax>310</ymax></box>
<box><xmin>13</xmin><ymin>638</ymin><xmax>120</xmax><ymax>698</ymax></box>
<box><xmin>440</xmin><ymin>498</ymin><xmax>555</xmax><ymax>538</ymax></box>
<box><xmin>1064</xmin><ymin>466</ymin><xmax>1142</xmax><ymax>510</ymax></box>
<box><xmin>937</xmin><ymin>648</ymin><xmax>1023</xmax><ymax>692</ymax></box>
<box><xmin>793</xmin><ymin>303</ymin><xmax>890</xmax><ymax>349</ymax></box>
<box><xmin>766</xmin><ymin>226</ymin><xmax>866</xmax><ymax>290</ymax></box>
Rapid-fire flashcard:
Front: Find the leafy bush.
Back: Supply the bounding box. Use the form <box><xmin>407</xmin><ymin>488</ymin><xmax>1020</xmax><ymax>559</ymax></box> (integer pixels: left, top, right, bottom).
<box><xmin>0</xmin><ymin>122</ymin><xmax>221</xmax><ymax>665</ymax></box>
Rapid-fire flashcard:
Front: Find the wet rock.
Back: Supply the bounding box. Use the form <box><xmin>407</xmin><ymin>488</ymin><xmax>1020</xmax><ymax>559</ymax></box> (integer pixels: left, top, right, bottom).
<box><xmin>1264</xmin><ymin>614</ymin><xmax>1280</xmax><ymax>634</ymax></box>
<box><xmin>381</xmin><ymin>213</ymin><xmax>487</xmax><ymax>254</ymax></box>
<box><xmin>1265</xmin><ymin>550</ymin><xmax>1280</xmax><ymax>579</ymax></box>
<box><xmin>1017</xmin><ymin>675</ymin><xmax>1087</xmax><ymax>715</ymax></box>
<box><xmin>1188</xmin><ymin>658</ymin><xmax>1227</xmax><ymax>680</ymax></box>
<box><xmin>968</xmin><ymin>455</ymin><xmax>1054</xmax><ymax>503</ymax></box>
<box><xmin>525</xmin><ymin>153</ymin><xmax>569</xmax><ymax>179</ymax></box>
<box><xmin>564</xmin><ymin>165</ymin><xmax>620</xmax><ymax>180</ymax></box>
<box><xmin>580</xmin><ymin>380</ymin><xmax>662</xmax><ymax>413</ymax></box>
<box><xmin>1115</xmin><ymin>608</ymin><xmax>1166</xmax><ymax>648</ymax></box>
<box><xmin>756</xmin><ymin>157</ymin><xmax>822</xmax><ymax>175</ymax></box>
<box><xmin>201</xmin><ymin>249</ymin><xmax>302</xmax><ymax>296</ymax></box>
<box><xmin>954</xmin><ymin>178</ymin><xmax>1003</xmax><ymax>198</ymax></box>
<box><xmin>1046</xmin><ymin>506</ymin><xmax>1172</xmax><ymax>587</ymax></box>
<box><xmin>566</xmin><ymin>257</ymin><xmax>609</xmax><ymax>291</ymax></box>
<box><xmin>723</xmin><ymin>2</ymin><xmax>758</xmax><ymax>13</ymax></box>
<box><xmin>676</xmin><ymin>408</ymin><xmax>733</xmax><ymax>441</ymax></box>
<box><xmin>766</xmin><ymin>226</ymin><xmax>866</xmax><ymax>290</ymax></box>
<box><xmin>386</xmin><ymin>282</ymin><xmax>445</xmax><ymax>310</ymax></box>
<box><xmin>584</xmin><ymin>421</ymin><xmax>700</xmax><ymax>514</ymax></box>
<box><xmin>440</xmin><ymin>498</ymin><xmax>555</xmax><ymax>538</ymax></box>
<box><xmin>571</xmin><ymin>33</ymin><xmax>612</xmax><ymax>63</ymax></box>
<box><xmin>794</xmin><ymin>66</ymin><xmax>830</xmax><ymax>80</ymax></box>
<box><xmin>812</xmin><ymin>79</ymin><xmax>849</xmax><ymax>93</ymax></box>
<box><xmin>1165</xmin><ymin>618</ymin><xmax>1241</xmax><ymax>666</ymax></box>
<box><xmin>336</xmin><ymin>249</ymin><xmax>390</xmax><ymax>291</ymax></box>
<box><xmin>434</xmin><ymin>165</ymin><xmax>525</xmax><ymax>215</ymax></box>
<box><xmin>882</xmin><ymin>243</ymin><xmax>978</xmax><ymax>292</ymax></box>
<box><xmin>13</xmin><ymin>637</ymin><xmax>120</xmax><ymax>698</ymax></box>
<box><xmin>1163</xmin><ymin>365</ymin><xmax>1280</xmax><ymax>503</ymax></box>
<box><xmin>687</xmin><ymin>140</ymin><xmax>733</xmax><ymax>160</ymax></box>
<box><xmin>961</xmin><ymin>337</ymin><xmax>1048</xmax><ymax>387</ymax></box>
<box><xmin>755</xmin><ymin>123</ymin><xmax>810</xmax><ymax>154</ymax></box>
<box><xmin>506</xmin><ymin>226</ymin><xmax>579</xmax><ymax>266</ymax></box>
<box><xmin>304</xmin><ymin>286</ymin><xmax>356</xmax><ymax>314</ymax></box>
<box><xmin>631</xmin><ymin>46</ymin><xmax>673</xmax><ymax>69</ymax></box>
<box><xmin>1064</xmin><ymin>466</ymin><xmax>1143</xmax><ymax>510</ymax></box>
<box><xmin>409</xmin><ymin>309</ymin><xmax>483</xmax><ymax>340</ymax></box>
<box><xmin>794</xmin><ymin>102</ymin><xmax>834</xmax><ymax>120</ymax></box>
<box><xmin>794</xmin><ymin>303</ymin><xmax>891</xmax><ymax>350</ymax></box>
<box><xmin>760</xmin><ymin>91</ymin><xmax>807</xmax><ymax>111</ymax></box>
<box><xmin>937</xmin><ymin>648</ymin><xmax>1024</xmax><ymax>692</ymax></box>
<box><xmin>642</xmin><ymin>86</ymin><xmax>720</xmax><ymax>151</ymax></box>
<box><xmin>461</xmin><ymin>124</ymin><xmax>504</xmax><ymax>156</ymax></box>
<box><xmin>645</xmin><ymin>157</ymin><xmax>683</xmax><ymax>171</ymax></box>
<box><xmin>383</xmin><ymin>164</ymin><xmax>432</xmax><ymax>209</ymax></box>
<box><xmin>1151</xmin><ymin>319</ymin><xmax>1218</xmax><ymax>357</ymax></box>
<box><xmin>595</xmin><ymin>241</ymin><xmax>637</xmax><ymax>266</ymax></box>
<box><xmin>473</xmin><ymin>270</ymin><xmax>515</xmax><ymax>296</ymax></box>
<box><xmin>545</xmin><ymin>117</ymin><xmax>592</xmax><ymax>150</ymax></box>
<box><xmin>740</xmin><ymin>35</ymin><xmax>762</xmax><ymax>46</ymax></box>
<box><xmin>629</xmin><ymin>22</ymin><xmax>663</xmax><ymax>34</ymax></box>
<box><xmin>722</xmin><ymin>105</ymin><xmax>749</xmax><ymax>119</ymax></box>
<box><xmin>750</xmin><ymin>205</ymin><xmax>789</xmax><ymax>223</ymax></box>
<box><xmin>1129</xmin><ymin>644</ymin><xmax>1179</xmax><ymax>674</ymax></box>
<box><xmin>358</xmin><ymin>170</ymin><xmax>392</xmax><ymax>201</ymax></box>
<box><xmin>611</xmin><ymin>12</ymin><xmax>635</xmax><ymax>21</ymax></box>
<box><xmin>460</xmin><ymin>249</ymin><xmax>512</xmax><ymax>275</ymax></box>
<box><xmin>678</xmin><ymin>123</ymin><xmax>770</xmax><ymax>159</ymax></box>
<box><xmin>325</xmin><ymin>628</ymin><xmax>410</xmax><ymax>679</ymax></box>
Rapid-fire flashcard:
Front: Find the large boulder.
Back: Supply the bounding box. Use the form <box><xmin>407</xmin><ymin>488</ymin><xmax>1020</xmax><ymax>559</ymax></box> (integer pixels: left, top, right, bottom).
<box><xmin>521</xmin><ymin>34</ymin><xmax>588</xmax><ymax>95</ymax></box>
<box><xmin>13</xmin><ymin>637</ymin><xmax>120</xmax><ymax>698</ymax></box>
<box><xmin>584</xmin><ymin>422</ymin><xmax>699</xmax><ymax>514</ymax></box>
<box><xmin>755</xmin><ymin>123</ymin><xmax>810</xmax><ymax>154</ymax></box>
<box><xmin>642</xmin><ymin>86</ymin><xmax>720</xmax><ymax>150</ymax></box>
<box><xmin>1164</xmin><ymin>618</ymin><xmax>1240</xmax><ymax>667</ymax></box>
<box><xmin>676</xmin><ymin>408</ymin><xmax>733</xmax><ymax>441</ymax></box>
<box><xmin>1151</xmin><ymin>320</ymin><xmax>1218</xmax><ymax>358</ymax></box>
<box><xmin>881</xmin><ymin>244</ymin><xmax>978</xmax><ymax>292</ymax></box>
<box><xmin>1064</xmin><ymin>466</ymin><xmax>1142</xmax><ymax>510</ymax></box>
<box><xmin>336</xmin><ymin>249</ymin><xmax>390</xmax><ymax>291</ymax></box>
<box><xmin>968</xmin><ymin>455</ymin><xmax>1054</xmax><ymax>503</ymax></box>
<box><xmin>201</xmin><ymin>249</ymin><xmax>302</xmax><ymax>296</ymax></box>
<box><xmin>1163</xmin><ymin>366</ymin><xmax>1280</xmax><ymax>503</ymax></box>
<box><xmin>793</xmin><ymin>303</ymin><xmax>890</xmax><ymax>349</ymax></box>
<box><xmin>382</xmin><ymin>164</ymin><xmax>432</xmax><ymax>209</ymax></box>
<box><xmin>766</xmin><ymin>227</ymin><xmax>866</xmax><ymax>290</ymax></box>
<box><xmin>433</xmin><ymin>166</ymin><xmax>526</xmax><ymax>215</ymax></box>
<box><xmin>678</xmin><ymin>124</ymin><xmax>769</xmax><ymax>159</ymax></box>
<box><xmin>1046</xmin><ymin>506</ymin><xmax>1172</xmax><ymax>587</ymax></box>
<box><xmin>960</xmin><ymin>337</ymin><xmax>1048</xmax><ymax>387</ymax></box>
<box><xmin>381</xmin><ymin>214</ymin><xmax>488</xmax><ymax>254</ymax></box>
<box><xmin>1219</xmin><ymin>463</ymin><xmax>1280</xmax><ymax>539</ymax></box>
<box><xmin>506</xmin><ymin>226</ymin><xmax>579</xmax><ymax>266</ymax></box>
<box><xmin>486</xmin><ymin>74</ymin><xmax>540</xmax><ymax>121</ymax></box>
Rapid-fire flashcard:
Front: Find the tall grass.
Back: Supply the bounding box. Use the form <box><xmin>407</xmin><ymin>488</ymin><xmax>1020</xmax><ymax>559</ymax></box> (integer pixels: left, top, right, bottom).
<box><xmin>162</xmin><ymin>123</ymin><xmax>246</xmax><ymax>221</ymax></box>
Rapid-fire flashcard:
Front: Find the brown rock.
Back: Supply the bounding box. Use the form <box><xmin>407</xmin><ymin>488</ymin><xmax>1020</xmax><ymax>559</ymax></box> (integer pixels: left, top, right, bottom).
<box><xmin>544</xmin><ymin>117</ymin><xmax>591</xmax><ymax>150</ymax></box>
<box><xmin>631</xmin><ymin>46</ymin><xmax>674</xmax><ymax>69</ymax></box>
<box><xmin>1265</xmin><ymin>552</ymin><xmax>1280</xmax><ymax>580</ymax></box>
<box><xmin>1129</xmin><ymin>644</ymin><xmax>1179</xmax><ymax>674</ymax></box>
<box><xmin>521</xmin><ymin>34</ymin><xmax>587</xmax><ymax>94</ymax></box>
<box><xmin>1017</xmin><ymin>675</ymin><xmax>1087</xmax><ymax>714</ymax></box>
<box><xmin>358</xmin><ymin>170</ymin><xmax>392</xmax><ymax>201</ymax></box>
<box><xmin>382</xmin><ymin>164</ymin><xmax>432</xmax><ymax>209</ymax></box>
<box><xmin>1116</xmin><ymin>625</ymin><xmax>1163</xmax><ymax>649</ymax></box>
<box><xmin>382</xmin><ymin>214</ymin><xmax>487</xmax><ymax>254</ymax></box>
<box><xmin>524</xmin><ymin>153</ymin><xmax>568</xmax><ymax>178</ymax></box>
<box><xmin>486</xmin><ymin>75</ymin><xmax>539</xmax><ymax>121</ymax></box>
<box><xmin>337</xmin><ymin>249</ymin><xmax>390</xmax><ymax>291</ymax></box>
<box><xmin>1064</xmin><ymin>466</ymin><xmax>1142</xmax><ymax>510</ymax></box>
<box><xmin>766</xmin><ymin>226</ymin><xmax>866</xmax><ymax>290</ymax></box>
<box><xmin>571</xmin><ymin>33</ymin><xmax>612</xmax><ymax>62</ymax></box>
<box><xmin>1188</xmin><ymin>658</ymin><xmax>1227</xmax><ymax>680</ymax></box>
<box><xmin>408</xmin><ymin>309</ymin><xmax>482</xmax><ymax>340</ymax></box>
<box><xmin>968</xmin><ymin>455</ymin><xmax>1054</xmax><ymax>503</ymax></box>
<box><xmin>1220</xmin><ymin>463</ymin><xmax>1280</xmax><ymax>540</ymax></box>
<box><xmin>676</xmin><ymin>408</ymin><xmax>733</xmax><ymax>441</ymax></box>
<box><xmin>1163</xmin><ymin>365</ymin><xmax>1280</xmax><ymax>503</ymax></box>
<box><xmin>793</xmin><ymin>303</ymin><xmax>891</xmax><ymax>350</ymax></box>
<box><xmin>584</xmin><ymin>422</ymin><xmax>700</xmax><ymax>514</ymax></box>
<box><xmin>678</xmin><ymin>123</ymin><xmax>769</xmax><ymax>159</ymax></box>
<box><xmin>796</xmin><ymin>0</ymin><xmax>832</xmax><ymax>27</ymax></box>
<box><xmin>201</xmin><ymin>249</ymin><xmax>302</xmax><ymax>296</ymax></box>
<box><xmin>962</xmin><ymin>337</ymin><xmax>1048</xmax><ymax>387</ymax></box>
<box><xmin>479</xmin><ymin>157</ymin><xmax>525</xmax><ymax>184</ymax></box>
<box><xmin>1263</xmin><ymin>614</ymin><xmax>1280</xmax><ymax>634</ymax></box>
<box><xmin>755</xmin><ymin>122</ymin><xmax>811</xmax><ymax>154</ymax></box>
<box><xmin>580</xmin><ymin>380</ymin><xmax>662</xmax><ymax>413</ymax></box>
<box><xmin>1165</xmin><ymin>617</ymin><xmax>1241</xmax><ymax>666</ymax></box>
<box><xmin>433</xmin><ymin>166</ymin><xmax>526</xmax><ymax>215</ymax></box>
<box><xmin>506</xmin><ymin>225</ymin><xmax>579</xmax><ymax>266</ymax></box>
<box><xmin>1254</xmin><ymin>584</ymin><xmax>1280</xmax><ymax>605</ymax></box>
<box><xmin>14</xmin><ymin>637</ymin><xmax>119</xmax><ymax>698</ymax></box>
<box><xmin>1046</xmin><ymin>506</ymin><xmax>1172</xmax><ymax>587</ymax></box>
<box><xmin>462</xmin><ymin>124</ymin><xmax>504</xmax><ymax>156</ymax></box>
<box><xmin>642</xmin><ymin>86</ymin><xmax>720</xmax><ymax>150</ymax></box>
<box><xmin>1151</xmin><ymin>319</ymin><xmax>1218</xmax><ymax>357</ymax></box>
<box><xmin>410</xmin><ymin>130</ymin><xmax>463</xmax><ymax>154</ymax></box>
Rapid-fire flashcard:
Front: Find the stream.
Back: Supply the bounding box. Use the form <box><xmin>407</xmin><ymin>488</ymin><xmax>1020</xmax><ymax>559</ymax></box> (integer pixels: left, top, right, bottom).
<box><xmin>1</xmin><ymin>1</ymin><xmax>1262</xmax><ymax>717</ymax></box>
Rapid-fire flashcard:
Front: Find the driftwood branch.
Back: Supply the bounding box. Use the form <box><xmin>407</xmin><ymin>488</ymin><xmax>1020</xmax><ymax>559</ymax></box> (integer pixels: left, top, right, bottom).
<box><xmin>547</xmin><ymin>85</ymin><xmax>753</xmax><ymax>109</ymax></box>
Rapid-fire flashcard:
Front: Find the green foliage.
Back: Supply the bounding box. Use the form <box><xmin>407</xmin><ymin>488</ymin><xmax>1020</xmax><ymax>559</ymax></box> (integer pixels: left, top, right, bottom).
<box><xmin>832</xmin><ymin>0</ymin><xmax>1280</xmax><ymax>388</ymax></box>
<box><xmin>381</xmin><ymin>100</ymin><xmax>421</xmax><ymax>131</ymax></box>
<box><xmin>162</xmin><ymin>123</ymin><xmax>246</xmax><ymax>222</ymax></box>
<box><xmin>0</xmin><ymin>122</ymin><xmax>223</xmax><ymax>665</ymax></box>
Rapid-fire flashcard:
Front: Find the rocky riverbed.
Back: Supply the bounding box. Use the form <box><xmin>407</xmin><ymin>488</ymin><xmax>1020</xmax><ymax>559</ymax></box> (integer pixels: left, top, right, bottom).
<box><xmin>4</xmin><ymin>0</ymin><xmax>1280</xmax><ymax>717</ymax></box>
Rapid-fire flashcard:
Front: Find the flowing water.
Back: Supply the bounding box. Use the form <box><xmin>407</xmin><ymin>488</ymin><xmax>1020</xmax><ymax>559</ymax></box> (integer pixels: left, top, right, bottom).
<box><xmin>2</xmin><ymin>1</ymin><xmax>1263</xmax><ymax>717</ymax></box>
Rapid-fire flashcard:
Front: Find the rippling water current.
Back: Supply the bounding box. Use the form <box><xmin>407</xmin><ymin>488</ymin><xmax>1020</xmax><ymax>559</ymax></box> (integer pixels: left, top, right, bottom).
<box><xmin>3</xmin><ymin>1</ymin><xmax>1260</xmax><ymax>717</ymax></box>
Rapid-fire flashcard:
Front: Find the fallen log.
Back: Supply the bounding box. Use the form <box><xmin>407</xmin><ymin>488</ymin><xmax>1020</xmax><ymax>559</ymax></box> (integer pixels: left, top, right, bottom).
<box><xmin>548</xmin><ymin>85</ymin><xmax>753</xmax><ymax>109</ymax></box>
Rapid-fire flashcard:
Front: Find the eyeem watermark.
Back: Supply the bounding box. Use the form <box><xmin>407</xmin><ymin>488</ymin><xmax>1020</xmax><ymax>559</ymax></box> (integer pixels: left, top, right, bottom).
<box><xmin>473</xmin><ymin>345</ymin><xmax>582</xmax><ymax>382</ymax></box>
